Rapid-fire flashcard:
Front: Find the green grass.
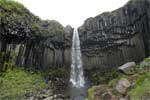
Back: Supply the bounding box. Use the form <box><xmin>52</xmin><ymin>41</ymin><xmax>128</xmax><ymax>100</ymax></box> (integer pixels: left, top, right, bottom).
<box><xmin>88</xmin><ymin>68</ymin><xmax>121</xmax><ymax>85</ymax></box>
<box><xmin>127</xmin><ymin>57</ymin><xmax>150</xmax><ymax>99</ymax></box>
<box><xmin>87</xmin><ymin>57</ymin><xmax>150</xmax><ymax>100</ymax></box>
<box><xmin>0</xmin><ymin>68</ymin><xmax>47</xmax><ymax>100</ymax></box>
<box><xmin>88</xmin><ymin>85</ymin><xmax>112</xmax><ymax>100</ymax></box>
<box><xmin>128</xmin><ymin>72</ymin><xmax>150</xmax><ymax>100</ymax></box>
<box><xmin>108</xmin><ymin>77</ymin><xmax>120</xmax><ymax>87</ymax></box>
<box><xmin>47</xmin><ymin>68</ymin><xmax>70</xmax><ymax>78</ymax></box>
<box><xmin>88</xmin><ymin>85</ymin><xmax>100</xmax><ymax>100</ymax></box>
<box><xmin>0</xmin><ymin>0</ymin><xmax>25</xmax><ymax>11</ymax></box>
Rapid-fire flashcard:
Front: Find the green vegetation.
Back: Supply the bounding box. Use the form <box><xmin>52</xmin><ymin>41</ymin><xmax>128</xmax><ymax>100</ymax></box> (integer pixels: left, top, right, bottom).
<box><xmin>0</xmin><ymin>0</ymin><xmax>25</xmax><ymax>11</ymax></box>
<box><xmin>0</xmin><ymin>0</ymin><xmax>41</xmax><ymax>36</ymax></box>
<box><xmin>0</xmin><ymin>47</ymin><xmax>20</xmax><ymax>72</ymax></box>
<box><xmin>88</xmin><ymin>86</ymin><xmax>100</xmax><ymax>100</ymax></box>
<box><xmin>88</xmin><ymin>85</ymin><xmax>112</xmax><ymax>100</ymax></box>
<box><xmin>108</xmin><ymin>77</ymin><xmax>120</xmax><ymax>88</ymax></box>
<box><xmin>47</xmin><ymin>68</ymin><xmax>70</xmax><ymax>78</ymax></box>
<box><xmin>0</xmin><ymin>68</ymin><xmax>47</xmax><ymax>100</ymax></box>
<box><xmin>41</xmin><ymin>20</ymin><xmax>64</xmax><ymax>36</ymax></box>
<box><xmin>87</xmin><ymin>57</ymin><xmax>150</xmax><ymax>100</ymax></box>
<box><xmin>128</xmin><ymin>72</ymin><xmax>150</xmax><ymax>100</ymax></box>
<box><xmin>0</xmin><ymin>0</ymin><xmax>65</xmax><ymax>72</ymax></box>
<box><xmin>88</xmin><ymin>68</ymin><xmax>121</xmax><ymax>85</ymax></box>
<box><xmin>0</xmin><ymin>0</ymin><xmax>64</xmax><ymax>37</ymax></box>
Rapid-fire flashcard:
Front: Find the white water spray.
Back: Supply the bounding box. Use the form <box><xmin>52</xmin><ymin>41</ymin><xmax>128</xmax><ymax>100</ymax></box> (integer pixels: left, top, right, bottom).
<box><xmin>70</xmin><ymin>28</ymin><xmax>85</xmax><ymax>88</ymax></box>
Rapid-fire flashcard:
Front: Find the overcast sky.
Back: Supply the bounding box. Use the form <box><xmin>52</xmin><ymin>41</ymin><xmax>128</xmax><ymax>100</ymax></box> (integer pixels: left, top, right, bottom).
<box><xmin>15</xmin><ymin>0</ymin><xmax>129</xmax><ymax>27</ymax></box>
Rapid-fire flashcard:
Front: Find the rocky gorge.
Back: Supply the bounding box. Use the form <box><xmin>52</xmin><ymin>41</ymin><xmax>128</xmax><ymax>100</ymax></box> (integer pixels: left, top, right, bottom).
<box><xmin>0</xmin><ymin>0</ymin><xmax>150</xmax><ymax>99</ymax></box>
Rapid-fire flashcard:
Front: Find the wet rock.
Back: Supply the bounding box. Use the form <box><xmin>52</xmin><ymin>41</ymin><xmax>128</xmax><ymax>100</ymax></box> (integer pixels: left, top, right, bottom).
<box><xmin>115</xmin><ymin>78</ymin><xmax>131</xmax><ymax>94</ymax></box>
<box><xmin>118</xmin><ymin>62</ymin><xmax>136</xmax><ymax>74</ymax></box>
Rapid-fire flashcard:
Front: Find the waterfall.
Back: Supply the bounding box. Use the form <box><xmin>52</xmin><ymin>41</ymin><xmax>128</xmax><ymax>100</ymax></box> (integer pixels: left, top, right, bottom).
<box><xmin>70</xmin><ymin>28</ymin><xmax>85</xmax><ymax>88</ymax></box>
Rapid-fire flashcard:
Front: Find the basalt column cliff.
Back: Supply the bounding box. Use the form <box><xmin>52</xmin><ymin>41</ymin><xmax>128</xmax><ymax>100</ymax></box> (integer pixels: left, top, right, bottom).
<box><xmin>0</xmin><ymin>0</ymin><xmax>73</xmax><ymax>72</ymax></box>
<box><xmin>79</xmin><ymin>0</ymin><xmax>150</xmax><ymax>70</ymax></box>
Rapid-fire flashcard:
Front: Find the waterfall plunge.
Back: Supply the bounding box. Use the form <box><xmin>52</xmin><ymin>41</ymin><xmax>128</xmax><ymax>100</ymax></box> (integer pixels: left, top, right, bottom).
<box><xmin>70</xmin><ymin>28</ymin><xmax>85</xmax><ymax>88</ymax></box>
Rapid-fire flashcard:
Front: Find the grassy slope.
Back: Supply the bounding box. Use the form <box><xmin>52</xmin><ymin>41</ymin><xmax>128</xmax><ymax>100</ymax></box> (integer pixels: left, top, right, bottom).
<box><xmin>88</xmin><ymin>57</ymin><xmax>150</xmax><ymax>100</ymax></box>
<box><xmin>127</xmin><ymin>58</ymin><xmax>150</xmax><ymax>99</ymax></box>
<box><xmin>0</xmin><ymin>68</ymin><xmax>47</xmax><ymax>100</ymax></box>
<box><xmin>128</xmin><ymin>72</ymin><xmax>150</xmax><ymax>99</ymax></box>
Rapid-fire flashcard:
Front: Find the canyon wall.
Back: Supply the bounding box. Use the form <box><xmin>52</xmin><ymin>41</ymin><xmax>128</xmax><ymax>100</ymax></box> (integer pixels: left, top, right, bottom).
<box><xmin>79</xmin><ymin>0</ymin><xmax>150</xmax><ymax>70</ymax></box>
<box><xmin>16</xmin><ymin>25</ymin><xmax>73</xmax><ymax>71</ymax></box>
<box><xmin>0</xmin><ymin>0</ymin><xmax>73</xmax><ymax>72</ymax></box>
<box><xmin>0</xmin><ymin>25</ymin><xmax>73</xmax><ymax>72</ymax></box>
<box><xmin>1</xmin><ymin>0</ymin><xmax>150</xmax><ymax>72</ymax></box>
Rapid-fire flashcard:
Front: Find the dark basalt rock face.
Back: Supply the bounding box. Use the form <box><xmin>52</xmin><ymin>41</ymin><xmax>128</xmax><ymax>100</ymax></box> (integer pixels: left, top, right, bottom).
<box><xmin>0</xmin><ymin>0</ymin><xmax>73</xmax><ymax>72</ymax></box>
<box><xmin>15</xmin><ymin>24</ymin><xmax>73</xmax><ymax>72</ymax></box>
<box><xmin>79</xmin><ymin>0</ymin><xmax>150</xmax><ymax>70</ymax></box>
<box><xmin>1</xmin><ymin>0</ymin><xmax>150</xmax><ymax>75</ymax></box>
<box><xmin>7</xmin><ymin>25</ymin><xmax>73</xmax><ymax>72</ymax></box>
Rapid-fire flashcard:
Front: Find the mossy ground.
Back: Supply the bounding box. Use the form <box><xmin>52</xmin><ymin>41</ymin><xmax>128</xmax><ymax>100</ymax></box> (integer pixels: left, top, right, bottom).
<box><xmin>128</xmin><ymin>72</ymin><xmax>150</xmax><ymax>99</ymax></box>
<box><xmin>88</xmin><ymin>85</ymin><xmax>100</xmax><ymax>100</ymax></box>
<box><xmin>0</xmin><ymin>68</ymin><xmax>47</xmax><ymax>100</ymax></box>
<box><xmin>127</xmin><ymin>59</ymin><xmax>150</xmax><ymax>100</ymax></box>
<box><xmin>88</xmin><ymin>68</ymin><xmax>121</xmax><ymax>85</ymax></box>
<box><xmin>87</xmin><ymin>57</ymin><xmax>150</xmax><ymax>100</ymax></box>
<box><xmin>47</xmin><ymin>68</ymin><xmax>70</xmax><ymax>78</ymax></box>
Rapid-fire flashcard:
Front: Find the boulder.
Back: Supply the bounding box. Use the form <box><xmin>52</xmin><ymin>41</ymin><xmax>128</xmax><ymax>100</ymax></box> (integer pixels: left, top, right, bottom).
<box><xmin>115</xmin><ymin>78</ymin><xmax>131</xmax><ymax>94</ymax></box>
<box><xmin>118</xmin><ymin>62</ymin><xmax>136</xmax><ymax>74</ymax></box>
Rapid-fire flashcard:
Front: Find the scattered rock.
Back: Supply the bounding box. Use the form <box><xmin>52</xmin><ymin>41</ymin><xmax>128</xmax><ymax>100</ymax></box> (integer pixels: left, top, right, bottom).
<box><xmin>25</xmin><ymin>78</ymin><xmax>69</xmax><ymax>100</ymax></box>
<box><xmin>26</xmin><ymin>97</ymin><xmax>34</xmax><ymax>100</ymax></box>
<box><xmin>119</xmin><ymin>98</ymin><xmax>126</xmax><ymax>100</ymax></box>
<box><xmin>115</xmin><ymin>78</ymin><xmax>131</xmax><ymax>94</ymax></box>
<box><xmin>118</xmin><ymin>62</ymin><xmax>136</xmax><ymax>74</ymax></box>
<box><xmin>43</xmin><ymin>96</ymin><xmax>53</xmax><ymax>100</ymax></box>
<box><xmin>88</xmin><ymin>85</ymin><xmax>116</xmax><ymax>100</ymax></box>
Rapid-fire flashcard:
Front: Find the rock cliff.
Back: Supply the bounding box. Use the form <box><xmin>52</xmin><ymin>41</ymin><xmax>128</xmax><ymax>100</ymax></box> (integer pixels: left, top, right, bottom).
<box><xmin>79</xmin><ymin>0</ymin><xmax>150</xmax><ymax>70</ymax></box>
<box><xmin>1</xmin><ymin>0</ymin><xmax>150</xmax><ymax>74</ymax></box>
<box><xmin>0</xmin><ymin>0</ymin><xmax>73</xmax><ymax>72</ymax></box>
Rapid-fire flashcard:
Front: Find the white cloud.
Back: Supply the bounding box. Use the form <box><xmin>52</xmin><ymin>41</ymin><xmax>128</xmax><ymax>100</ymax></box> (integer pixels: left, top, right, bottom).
<box><xmin>15</xmin><ymin>0</ymin><xmax>129</xmax><ymax>27</ymax></box>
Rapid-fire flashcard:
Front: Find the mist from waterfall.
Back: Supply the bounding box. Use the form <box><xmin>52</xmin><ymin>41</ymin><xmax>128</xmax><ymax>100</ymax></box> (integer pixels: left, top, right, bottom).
<box><xmin>70</xmin><ymin>28</ymin><xmax>85</xmax><ymax>88</ymax></box>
